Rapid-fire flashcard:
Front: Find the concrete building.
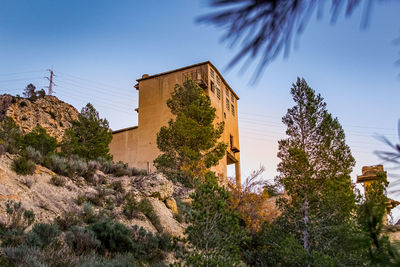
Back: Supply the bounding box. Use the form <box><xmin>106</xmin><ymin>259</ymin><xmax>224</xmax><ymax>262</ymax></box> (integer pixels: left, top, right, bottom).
<box><xmin>109</xmin><ymin>61</ymin><xmax>241</xmax><ymax>185</ymax></box>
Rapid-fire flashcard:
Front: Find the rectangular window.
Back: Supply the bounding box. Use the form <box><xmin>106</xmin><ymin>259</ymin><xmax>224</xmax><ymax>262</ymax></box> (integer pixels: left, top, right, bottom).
<box><xmin>226</xmin><ymin>98</ymin><xmax>230</xmax><ymax>110</ymax></box>
<box><xmin>216</xmin><ymin>76</ymin><xmax>221</xmax><ymax>86</ymax></box>
<box><xmin>225</xmin><ymin>88</ymin><xmax>229</xmax><ymax>98</ymax></box>
<box><xmin>231</xmin><ymin>93</ymin><xmax>234</xmax><ymax>102</ymax></box>
<box><xmin>210</xmin><ymin>81</ymin><xmax>215</xmax><ymax>93</ymax></box>
<box><xmin>216</xmin><ymin>87</ymin><xmax>221</xmax><ymax>99</ymax></box>
<box><xmin>210</xmin><ymin>69</ymin><xmax>214</xmax><ymax>79</ymax></box>
<box><xmin>231</xmin><ymin>104</ymin><xmax>235</xmax><ymax>116</ymax></box>
<box><xmin>230</xmin><ymin>135</ymin><xmax>233</xmax><ymax>150</ymax></box>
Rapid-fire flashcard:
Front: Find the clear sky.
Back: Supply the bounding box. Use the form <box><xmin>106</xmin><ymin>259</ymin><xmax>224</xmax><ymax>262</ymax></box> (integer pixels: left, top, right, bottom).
<box><xmin>1</xmin><ymin>0</ymin><xmax>400</xmax><ymax>219</ymax></box>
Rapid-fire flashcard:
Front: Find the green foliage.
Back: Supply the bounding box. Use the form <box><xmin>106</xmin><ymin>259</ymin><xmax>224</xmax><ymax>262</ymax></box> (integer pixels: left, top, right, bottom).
<box><xmin>20</xmin><ymin>127</ymin><xmax>57</xmax><ymax>156</ymax></box>
<box><xmin>25</xmin><ymin>223</ymin><xmax>60</xmax><ymax>248</ymax></box>
<box><xmin>66</xmin><ymin>226</ymin><xmax>101</xmax><ymax>255</ymax></box>
<box><xmin>154</xmin><ymin>80</ymin><xmax>227</xmax><ymax>187</ymax></box>
<box><xmin>50</xmin><ymin>175</ymin><xmax>66</xmax><ymax>187</ymax></box>
<box><xmin>1</xmin><ymin>229</ymin><xmax>25</xmax><ymax>247</ymax></box>
<box><xmin>357</xmin><ymin>172</ymin><xmax>400</xmax><ymax>265</ymax></box>
<box><xmin>138</xmin><ymin>198</ymin><xmax>162</xmax><ymax>233</ymax></box>
<box><xmin>122</xmin><ymin>193</ymin><xmax>140</xmax><ymax>219</ymax></box>
<box><xmin>183</xmin><ymin>172</ymin><xmax>244</xmax><ymax>266</ymax></box>
<box><xmin>12</xmin><ymin>156</ymin><xmax>35</xmax><ymax>175</ymax></box>
<box><xmin>54</xmin><ymin>211</ymin><xmax>81</xmax><ymax>231</ymax></box>
<box><xmin>275</xmin><ymin>77</ymin><xmax>361</xmax><ymax>264</ymax></box>
<box><xmin>89</xmin><ymin>218</ymin><xmax>134</xmax><ymax>254</ymax></box>
<box><xmin>25</xmin><ymin>146</ymin><xmax>43</xmax><ymax>164</ymax></box>
<box><xmin>23</xmin><ymin>83</ymin><xmax>37</xmax><ymax>100</ymax></box>
<box><xmin>0</xmin><ymin>117</ymin><xmax>22</xmax><ymax>154</ymax></box>
<box><xmin>61</xmin><ymin>103</ymin><xmax>113</xmax><ymax>161</ymax></box>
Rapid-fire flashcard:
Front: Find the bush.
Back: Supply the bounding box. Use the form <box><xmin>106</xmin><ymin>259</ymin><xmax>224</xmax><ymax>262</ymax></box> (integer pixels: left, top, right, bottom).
<box><xmin>54</xmin><ymin>211</ymin><xmax>81</xmax><ymax>231</ymax></box>
<box><xmin>50</xmin><ymin>175</ymin><xmax>66</xmax><ymax>187</ymax></box>
<box><xmin>0</xmin><ymin>117</ymin><xmax>22</xmax><ymax>154</ymax></box>
<box><xmin>78</xmin><ymin>253</ymin><xmax>137</xmax><ymax>267</ymax></box>
<box><xmin>19</xmin><ymin>176</ymin><xmax>36</xmax><ymax>188</ymax></box>
<box><xmin>66</xmin><ymin>226</ymin><xmax>100</xmax><ymax>255</ymax></box>
<box><xmin>1</xmin><ymin>229</ymin><xmax>25</xmax><ymax>247</ymax></box>
<box><xmin>25</xmin><ymin>223</ymin><xmax>60</xmax><ymax>248</ymax></box>
<box><xmin>76</xmin><ymin>194</ymin><xmax>88</xmax><ymax>206</ymax></box>
<box><xmin>89</xmin><ymin>218</ymin><xmax>134</xmax><ymax>253</ymax></box>
<box><xmin>111</xmin><ymin>180</ymin><xmax>125</xmax><ymax>194</ymax></box>
<box><xmin>81</xmin><ymin>203</ymin><xmax>97</xmax><ymax>224</ymax></box>
<box><xmin>122</xmin><ymin>193</ymin><xmax>140</xmax><ymax>220</ymax></box>
<box><xmin>138</xmin><ymin>199</ymin><xmax>162</xmax><ymax>233</ymax></box>
<box><xmin>20</xmin><ymin>127</ymin><xmax>57</xmax><ymax>156</ymax></box>
<box><xmin>25</xmin><ymin>146</ymin><xmax>43</xmax><ymax>164</ymax></box>
<box><xmin>19</xmin><ymin>101</ymin><xmax>27</xmax><ymax>107</ymax></box>
<box><xmin>12</xmin><ymin>156</ymin><xmax>36</xmax><ymax>175</ymax></box>
<box><xmin>5</xmin><ymin>201</ymin><xmax>35</xmax><ymax>230</ymax></box>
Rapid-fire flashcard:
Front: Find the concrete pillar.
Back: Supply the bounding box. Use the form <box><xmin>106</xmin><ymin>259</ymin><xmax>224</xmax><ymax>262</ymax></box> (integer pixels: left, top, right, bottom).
<box><xmin>235</xmin><ymin>161</ymin><xmax>241</xmax><ymax>188</ymax></box>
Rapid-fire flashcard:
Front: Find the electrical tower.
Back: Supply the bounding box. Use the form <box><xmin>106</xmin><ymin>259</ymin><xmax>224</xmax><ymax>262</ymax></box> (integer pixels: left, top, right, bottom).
<box><xmin>45</xmin><ymin>68</ymin><xmax>56</xmax><ymax>95</ymax></box>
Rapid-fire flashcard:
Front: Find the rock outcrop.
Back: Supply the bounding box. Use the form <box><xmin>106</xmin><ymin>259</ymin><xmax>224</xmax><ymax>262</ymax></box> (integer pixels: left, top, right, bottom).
<box><xmin>133</xmin><ymin>173</ymin><xmax>174</xmax><ymax>201</ymax></box>
<box><xmin>0</xmin><ymin>94</ymin><xmax>79</xmax><ymax>142</ymax></box>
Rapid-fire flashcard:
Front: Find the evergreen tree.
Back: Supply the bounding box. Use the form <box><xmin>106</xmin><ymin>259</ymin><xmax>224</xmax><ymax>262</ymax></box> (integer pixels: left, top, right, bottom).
<box><xmin>184</xmin><ymin>172</ymin><xmax>244</xmax><ymax>266</ymax></box>
<box><xmin>358</xmin><ymin>172</ymin><xmax>400</xmax><ymax>265</ymax></box>
<box><xmin>275</xmin><ymin>78</ymin><xmax>359</xmax><ymax>264</ymax></box>
<box><xmin>21</xmin><ymin>127</ymin><xmax>57</xmax><ymax>156</ymax></box>
<box><xmin>61</xmin><ymin>103</ymin><xmax>113</xmax><ymax>160</ymax></box>
<box><xmin>23</xmin><ymin>84</ymin><xmax>37</xmax><ymax>101</ymax></box>
<box><xmin>0</xmin><ymin>117</ymin><xmax>22</xmax><ymax>154</ymax></box>
<box><xmin>154</xmin><ymin>80</ymin><xmax>226</xmax><ymax>187</ymax></box>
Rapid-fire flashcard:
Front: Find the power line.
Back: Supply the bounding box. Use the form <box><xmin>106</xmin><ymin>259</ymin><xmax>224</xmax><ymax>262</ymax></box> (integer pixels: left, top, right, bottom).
<box><xmin>0</xmin><ymin>70</ymin><xmax>45</xmax><ymax>76</ymax></box>
<box><xmin>0</xmin><ymin>77</ymin><xmax>44</xmax><ymax>83</ymax></box>
<box><xmin>45</xmin><ymin>69</ymin><xmax>56</xmax><ymax>95</ymax></box>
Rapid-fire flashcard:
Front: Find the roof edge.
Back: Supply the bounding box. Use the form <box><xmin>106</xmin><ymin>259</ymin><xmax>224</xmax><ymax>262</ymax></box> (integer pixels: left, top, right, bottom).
<box><xmin>112</xmin><ymin>125</ymin><xmax>138</xmax><ymax>134</ymax></box>
<box><xmin>135</xmin><ymin>61</ymin><xmax>239</xmax><ymax>100</ymax></box>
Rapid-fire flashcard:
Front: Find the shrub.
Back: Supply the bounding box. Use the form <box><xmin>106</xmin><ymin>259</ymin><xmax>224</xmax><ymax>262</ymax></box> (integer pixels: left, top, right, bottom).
<box><xmin>37</xmin><ymin>89</ymin><xmax>46</xmax><ymax>98</ymax></box>
<box><xmin>111</xmin><ymin>180</ymin><xmax>125</xmax><ymax>194</ymax></box>
<box><xmin>20</xmin><ymin>176</ymin><xmax>36</xmax><ymax>188</ymax></box>
<box><xmin>5</xmin><ymin>201</ymin><xmax>35</xmax><ymax>230</ymax></box>
<box><xmin>23</xmin><ymin>83</ymin><xmax>37</xmax><ymax>100</ymax></box>
<box><xmin>12</xmin><ymin>156</ymin><xmax>36</xmax><ymax>175</ymax></box>
<box><xmin>66</xmin><ymin>226</ymin><xmax>100</xmax><ymax>255</ymax></box>
<box><xmin>54</xmin><ymin>211</ymin><xmax>81</xmax><ymax>231</ymax></box>
<box><xmin>1</xmin><ymin>246</ymin><xmax>43</xmax><ymax>267</ymax></box>
<box><xmin>113</xmin><ymin>161</ymin><xmax>132</xmax><ymax>177</ymax></box>
<box><xmin>139</xmin><ymin>199</ymin><xmax>162</xmax><ymax>233</ymax></box>
<box><xmin>0</xmin><ymin>117</ymin><xmax>22</xmax><ymax>154</ymax></box>
<box><xmin>19</xmin><ymin>101</ymin><xmax>27</xmax><ymax>108</ymax></box>
<box><xmin>20</xmin><ymin>127</ymin><xmax>57</xmax><ymax>156</ymax></box>
<box><xmin>25</xmin><ymin>146</ymin><xmax>43</xmax><ymax>164</ymax></box>
<box><xmin>89</xmin><ymin>218</ymin><xmax>135</xmax><ymax>254</ymax></box>
<box><xmin>25</xmin><ymin>223</ymin><xmax>60</xmax><ymax>248</ymax></box>
<box><xmin>1</xmin><ymin>229</ymin><xmax>25</xmax><ymax>247</ymax></box>
<box><xmin>78</xmin><ymin>253</ymin><xmax>137</xmax><ymax>267</ymax></box>
<box><xmin>176</xmin><ymin>199</ymin><xmax>193</xmax><ymax>223</ymax></box>
<box><xmin>81</xmin><ymin>203</ymin><xmax>97</xmax><ymax>224</ymax></box>
<box><xmin>50</xmin><ymin>175</ymin><xmax>66</xmax><ymax>187</ymax></box>
<box><xmin>122</xmin><ymin>193</ymin><xmax>140</xmax><ymax>220</ymax></box>
<box><xmin>76</xmin><ymin>194</ymin><xmax>88</xmax><ymax>206</ymax></box>
<box><xmin>45</xmin><ymin>154</ymin><xmax>69</xmax><ymax>176</ymax></box>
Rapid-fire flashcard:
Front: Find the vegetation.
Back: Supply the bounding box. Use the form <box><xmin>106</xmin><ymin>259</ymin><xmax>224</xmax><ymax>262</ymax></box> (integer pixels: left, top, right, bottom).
<box><xmin>61</xmin><ymin>103</ymin><xmax>113</xmax><ymax>161</ymax></box>
<box><xmin>0</xmin><ymin>117</ymin><xmax>22</xmax><ymax>154</ymax></box>
<box><xmin>20</xmin><ymin>127</ymin><xmax>57</xmax><ymax>156</ymax></box>
<box><xmin>183</xmin><ymin>172</ymin><xmax>244</xmax><ymax>266</ymax></box>
<box><xmin>12</xmin><ymin>156</ymin><xmax>36</xmax><ymax>175</ymax></box>
<box><xmin>154</xmin><ymin>80</ymin><xmax>226</xmax><ymax>187</ymax></box>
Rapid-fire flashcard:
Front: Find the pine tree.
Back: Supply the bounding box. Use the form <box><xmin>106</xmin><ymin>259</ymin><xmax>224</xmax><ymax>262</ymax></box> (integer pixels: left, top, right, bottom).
<box><xmin>184</xmin><ymin>172</ymin><xmax>244</xmax><ymax>266</ymax></box>
<box><xmin>154</xmin><ymin>80</ymin><xmax>226</xmax><ymax>187</ymax></box>
<box><xmin>61</xmin><ymin>103</ymin><xmax>113</xmax><ymax>160</ymax></box>
<box><xmin>23</xmin><ymin>83</ymin><xmax>37</xmax><ymax>101</ymax></box>
<box><xmin>275</xmin><ymin>78</ymin><xmax>359</xmax><ymax>264</ymax></box>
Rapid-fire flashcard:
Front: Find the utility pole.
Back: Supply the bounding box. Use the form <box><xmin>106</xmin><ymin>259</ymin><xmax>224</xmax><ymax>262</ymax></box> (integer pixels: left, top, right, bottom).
<box><xmin>45</xmin><ymin>68</ymin><xmax>56</xmax><ymax>95</ymax></box>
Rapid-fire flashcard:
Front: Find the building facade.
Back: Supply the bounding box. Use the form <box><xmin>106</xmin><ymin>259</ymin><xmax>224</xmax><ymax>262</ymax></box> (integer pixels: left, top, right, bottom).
<box><xmin>109</xmin><ymin>61</ymin><xmax>241</xmax><ymax>185</ymax></box>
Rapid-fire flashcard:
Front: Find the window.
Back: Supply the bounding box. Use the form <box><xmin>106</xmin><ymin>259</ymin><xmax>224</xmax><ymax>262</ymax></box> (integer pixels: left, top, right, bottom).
<box><xmin>231</xmin><ymin>93</ymin><xmax>234</xmax><ymax>102</ymax></box>
<box><xmin>230</xmin><ymin>135</ymin><xmax>233</xmax><ymax>150</ymax></box>
<box><xmin>231</xmin><ymin>104</ymin><xmax>235</xmax><ymax>116</ymax></box>
<box><xmin>216</xmin><ymin>76</ymin><xmax>221</xmax><ymax>86</ymax></box>
<box><xmin>210</xmin><ymin>69</ymin><xmax>214</xmax><ymax>79</ymax></box>
<box><xmin>216</xmin><ymin>87</ymin><xmax>221</xmax><ymax>99</ymax></box>
<box><xmin>210</xmin><ymin>81</ymin><xmax>215</xmax><ymax>93</ymax></box>
<box><xmin>225</xmin><ymin>88</ymin><xmax>229</xmax><ymax>98</ymax></box>
<box><xmin>226</xmin><ymin>98</ymin><xmax>230</xmax><ymax>110</ymax></box>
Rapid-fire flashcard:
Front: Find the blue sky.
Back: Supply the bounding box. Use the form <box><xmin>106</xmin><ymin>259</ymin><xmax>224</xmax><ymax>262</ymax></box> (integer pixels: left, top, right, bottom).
<box><xmin>1</xmin><ymin>0</ymin><xmax>400</xmax><ymax>217</ymax></box>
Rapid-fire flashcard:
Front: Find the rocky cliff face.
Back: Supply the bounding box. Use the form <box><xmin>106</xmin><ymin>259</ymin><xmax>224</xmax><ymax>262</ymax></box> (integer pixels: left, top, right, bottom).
<box><xmin>0</xmin><ymin>94</ymin><xmax>79</xmax><ymax>142</ymax></box>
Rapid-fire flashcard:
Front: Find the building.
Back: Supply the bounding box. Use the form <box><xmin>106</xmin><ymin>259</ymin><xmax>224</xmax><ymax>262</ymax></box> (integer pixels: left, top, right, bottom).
<box><xmin>109</xmin><ymin>61</ymin><xmax>241</xmax><ymax>185</ymax></box>
<box><xmin>357</xmin><ymin>165</ymin><xmax>399</xmax><ymax>225</ymax></box>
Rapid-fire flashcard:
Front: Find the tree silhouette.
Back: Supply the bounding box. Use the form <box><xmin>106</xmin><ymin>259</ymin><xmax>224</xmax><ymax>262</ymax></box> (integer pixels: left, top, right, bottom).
<box><xmin>200</xmin><ymin>0</ymin><xmax>388</xmax><ymax>82</ymax></box>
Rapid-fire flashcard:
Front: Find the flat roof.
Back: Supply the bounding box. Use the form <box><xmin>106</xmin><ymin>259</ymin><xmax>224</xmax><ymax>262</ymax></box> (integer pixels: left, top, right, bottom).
<box><xmin>136</xmin><ymin>61</ymin><xmax>239</xmax><ymax>100</ymax></box>
<box><xmin>112</xmin><ymin>125</ymin><xmax>138</xmax><ymax>134</ymax></box>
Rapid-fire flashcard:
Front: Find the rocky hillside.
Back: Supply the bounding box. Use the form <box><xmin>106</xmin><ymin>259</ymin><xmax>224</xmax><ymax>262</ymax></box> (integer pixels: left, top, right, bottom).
<box><xmin>0</xmin><ymin>152</ymin><xmax>187</xmax><ymax>238</ymax></box>
<box><xmin>0</xmin><ymin>94</ymin><xmax>79</xmax><ymax>142</ymax></box>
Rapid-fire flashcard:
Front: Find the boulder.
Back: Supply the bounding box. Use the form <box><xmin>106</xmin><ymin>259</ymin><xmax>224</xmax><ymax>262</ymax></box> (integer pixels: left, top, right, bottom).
<box><xmin>148</xmin><ymin>197</ymin><xmax>184</xmax><ymax>237</ymax></box>
<box><xmin>165</xmin><ymin>197</ymin><xmax>178</xmax><ymax>213</ymax></box>
<box><xmin>133</xmin><ymin>173</ymin><xmax>173</xmax><ymax>201</ymax></box>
